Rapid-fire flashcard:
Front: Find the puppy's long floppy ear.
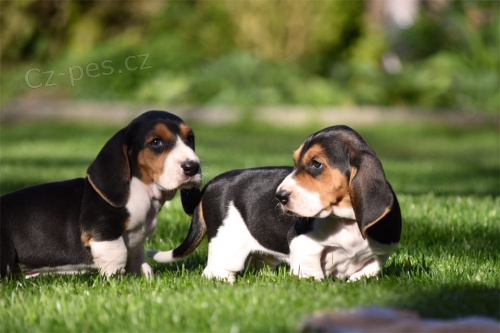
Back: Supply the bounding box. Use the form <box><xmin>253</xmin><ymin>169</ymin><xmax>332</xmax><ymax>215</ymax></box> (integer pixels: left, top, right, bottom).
<box><xmin>181</xmin><ymin>188</ymin><xmax>202</xmax><ymax>216</ymax></box>
<box><xmin>180</xmin><ymin>131</ymin><xmax>202</xmax><ymax>216</ymax></box>
<box><xmin>87</xmin><ymin>129</ymin><xmax>131</xmax><ymax>207</ymax></box>
<box><xmin>349</xmin><ymin>152</ymin><xmax>401</xmax><ymax>244</ymax></box>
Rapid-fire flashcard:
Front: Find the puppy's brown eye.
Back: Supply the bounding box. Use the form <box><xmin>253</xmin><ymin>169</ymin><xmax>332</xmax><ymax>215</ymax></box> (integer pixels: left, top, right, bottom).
<box><xmin>149</xmin><ymin>138</ymin><xmax>163</xmax><ymax>150</ymax></box>
<box><xmin>311</xmin><ymin>159</ymin><xmax>323</xmax><ymax>170</ymax></box>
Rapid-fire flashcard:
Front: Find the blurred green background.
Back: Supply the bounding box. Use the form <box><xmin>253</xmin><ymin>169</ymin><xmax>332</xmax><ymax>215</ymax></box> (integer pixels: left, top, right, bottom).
<box><xmin>1</xmin><ymin>0</ymin><xmax>498</xmax><ymax>115</ymax></box>
<box><xmin>1</xmin><ymin>4</ymin><xmax>499</xmax><ymax>330</ymax></box>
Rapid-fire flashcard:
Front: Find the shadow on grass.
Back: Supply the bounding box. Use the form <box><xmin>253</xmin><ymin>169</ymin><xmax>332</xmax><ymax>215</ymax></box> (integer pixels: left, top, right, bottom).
<box><xmin>400</xmin><ymin>217</ymin><xmax>499</xmax><ymax>261</ymax></box>
<box><xmin>390</xmin><ymin>164</ymin><xmax>499</xmax><ymax>197</ymax></box>
<box><xmin>151</xmin><ymin>251</ymin><xmax>207</xmax><ymax>276</ymax></box>
<box><xmin>388</xmin><ymin>283</ymin><xmax>500</xmax><ymax>319</ymax></box>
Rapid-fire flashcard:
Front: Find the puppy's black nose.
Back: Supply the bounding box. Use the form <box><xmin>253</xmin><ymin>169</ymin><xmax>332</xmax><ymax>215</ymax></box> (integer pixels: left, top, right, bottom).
<box><xmin>275</xmin><ymin>190</ymin><xmax>291</xmax><ymax>205</ymax></box>
<box><xmin>181</xmin><ymin>161</ymin><xmax>200</xmax><ymax>176</ymax></box>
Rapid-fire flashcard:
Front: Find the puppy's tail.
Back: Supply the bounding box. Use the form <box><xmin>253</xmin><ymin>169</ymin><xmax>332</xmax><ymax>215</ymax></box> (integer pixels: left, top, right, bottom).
<box><xmin>148</xmin><ymin>201</ymin><xmax>206</xmax><ymax>263</ymax></box>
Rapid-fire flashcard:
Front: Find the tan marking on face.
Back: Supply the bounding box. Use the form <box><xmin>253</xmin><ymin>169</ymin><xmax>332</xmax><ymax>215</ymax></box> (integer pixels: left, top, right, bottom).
<box><xmin>81</xmin><ymin>232</ymin><xmax>94</xmax><ymax>248</ymax></box>
<box><xmin>293</xmin><ymin>144</ymin><xmax>304</xmax><ymax>165</ymax></box>
<box><xmin>179</xmin><ymin>123</ymin><xmax>192</xmax><ymax>140</ymax></box>
<box><xmin>137</xmin><ymin>124</ymin><xmax>173</xmax><ymax>184</ymax></box>
<box><xmin>294</xmin><ymin>144</ymin><xmax>352</xmax><ymax>210</ymax></box>
<box><xmin>154</xmin><ymin>123</ymin><xmax>174</xmax><ymax>142</ymax></box>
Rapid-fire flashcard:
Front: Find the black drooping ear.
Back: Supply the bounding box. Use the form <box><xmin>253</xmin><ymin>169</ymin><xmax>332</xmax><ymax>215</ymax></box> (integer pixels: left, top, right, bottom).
<box><xmin>181</xmin><ymin>187</ymin><xmax>202</xmax><ymax>216</ymax></box>
<box><xmin>87</xmin><ymin>129</ymin><xmax>131</xmax><ymax>207</ymax></box>
<box><xmin>349</xmin><ymin>152</ymin><xmax>401</xmax><ymax>244</ymax></box>
<box><xmin>180</xmin><ymin>127</ymin><xmax>202</xmax><ymax>216</ymax></box>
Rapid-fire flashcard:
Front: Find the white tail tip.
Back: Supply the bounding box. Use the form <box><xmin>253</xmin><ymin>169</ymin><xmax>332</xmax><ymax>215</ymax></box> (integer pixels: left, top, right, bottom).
<box><xmin>147</xmin><ymin>250</ymin><xmax>175</xmax><ymax>263</ymax></box>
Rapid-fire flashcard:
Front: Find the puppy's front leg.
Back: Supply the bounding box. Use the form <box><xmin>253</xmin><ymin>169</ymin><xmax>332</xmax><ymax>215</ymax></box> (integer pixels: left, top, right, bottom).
<box><xmin>127</xmin><ymin>246</ymin><xmax>153</xmax><ymax>279</ymax></box>
<box><xmin>90</xmin><ymin>237</ymin><xmax>128</xmax><ymax>278</ymax></box>
<box><xmin>127</xmin><ymin>245</ymin><xmax>153</xmax><ymax>280</ymax></box>
<box><xmin>289</xmin><ymin>235</ymin><xmax>325</xmax><ymax>280</ymax></box>
<box><xmin>347</xmin><ymin>257</ymin><xmax>383</xmax><ymax>282</ymax></box>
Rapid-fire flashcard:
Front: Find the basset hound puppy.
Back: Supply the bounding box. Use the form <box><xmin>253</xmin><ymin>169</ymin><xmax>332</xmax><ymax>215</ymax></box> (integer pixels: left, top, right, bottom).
<box><xmin>1</xmin><ymin>111</ymin><xmax>202</xmax><ymax>279</ymax></box>
<box><xmin>149</xmin><ymin>125</ymin><xmax>401</xmax><ymax>283</ymax></box>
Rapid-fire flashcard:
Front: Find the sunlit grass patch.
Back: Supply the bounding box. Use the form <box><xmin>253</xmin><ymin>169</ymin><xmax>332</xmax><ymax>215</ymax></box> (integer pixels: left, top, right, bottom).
<box><xmin>1</xmin><ymin>119</ymin><xmax>498</xmax><ymax>332</ymax></box>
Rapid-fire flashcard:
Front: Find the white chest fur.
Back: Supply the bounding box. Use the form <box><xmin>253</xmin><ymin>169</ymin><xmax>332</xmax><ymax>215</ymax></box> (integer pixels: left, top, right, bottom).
<box><xmin>289</xmin><ymin>216</ymin><xmax>396</xmax><ymax>281</ymax></box>
<box><xmin>124</xmin><ymin>177</ymin><xmax>164</xmax><ymax>250</ymax></box>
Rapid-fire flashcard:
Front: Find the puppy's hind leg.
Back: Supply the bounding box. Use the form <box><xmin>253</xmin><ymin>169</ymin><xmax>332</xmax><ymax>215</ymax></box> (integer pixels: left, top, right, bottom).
<box><xmin>203</xmin><ymin>237</ymin><xmax>250</xmax><ymax>284</ymax></box>
<box><xmin>202</xmin><ymin>202</ymin><xmax>252</xmax><ymax>283</ymax></box>
<box><xmin>90</xmin><ymin>237</ymin><xmax>128</xmax><ymax>278</ymax></box>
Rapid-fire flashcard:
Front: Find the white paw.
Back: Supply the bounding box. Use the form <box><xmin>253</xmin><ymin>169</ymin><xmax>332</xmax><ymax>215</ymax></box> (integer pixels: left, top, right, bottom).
<box><xmin>203</xmin><ymin>267</ymin><xmax>236</xmax><ymax>284</ymax></box>
<box><xmin>141</xmin><ymin>262</ymin><xmax>154</xmax><ymax>280</ymax></box>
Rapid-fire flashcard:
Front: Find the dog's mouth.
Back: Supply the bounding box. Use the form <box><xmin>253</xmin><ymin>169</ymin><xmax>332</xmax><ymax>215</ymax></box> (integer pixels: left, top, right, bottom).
<box><xmin>154</xmin><ymin>183</ymin><xmax>178</xmax><ymax>201</ymax></box>
<box><xmin>279</xmin><ymin>205</ymin><xmax>295</xmax><ymax>216</ymax></box>
<box><xmin>180</xmin><ymin>176</ymin><xmax>202</xmax><ymax>190</ymax></box>
<box><xmin>155</xmin><ymin>183</ymin><xmax>177</xmax><ymax>193</ymax></box>
<box><xmin>315</xmin><ymin>208</ymin><xmax>333</xmax><ymax>218</ymax></box>
<box><xmin>279</xmin><ymin>204</ymin><xmax>308</xmax><ymax>218</ymax></box>
<box><xmin>279</xmin><ymin>203</ymin><xmax>331</xmax><ymax>219</ymax></box>
<box><xmin>155</xmin><ymin>176</ymin><xmax>201</xmax><ymax>194</ymax></box>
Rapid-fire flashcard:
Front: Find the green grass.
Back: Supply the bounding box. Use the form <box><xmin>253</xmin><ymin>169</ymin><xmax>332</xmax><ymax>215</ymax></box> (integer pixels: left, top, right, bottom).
<box><xmin>1</xmin><ymin>119</ymin><xmax>499</xmax><ymax>332</ymax></box>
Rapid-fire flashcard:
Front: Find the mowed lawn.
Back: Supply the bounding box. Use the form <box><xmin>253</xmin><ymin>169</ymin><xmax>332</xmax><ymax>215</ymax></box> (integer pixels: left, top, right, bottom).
<box><xmin>0</xmin><ymin>118</ymin><xmax>498</xmax><ymax>332</ymax></box>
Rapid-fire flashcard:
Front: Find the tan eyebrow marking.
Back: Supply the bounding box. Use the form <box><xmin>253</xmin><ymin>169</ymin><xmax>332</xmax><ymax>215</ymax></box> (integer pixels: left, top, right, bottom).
<box><xmin>179</xmin><ymin>123</ymin><xmax>192</xmax><ymax>140</ymax></box>
<box><xmin>293</xmin><ymin>144</ymin><xmax>304</xmax><ymax>165</ymax></box>
<box><xmin>293</xmin><ymin>143</ymin><xmax>352</xmax><ymax>211</ymax></box>
<box><xmin>137</xmin><ymin>124</ymin><xmax>173</xmax><ymax>184</ymax></box>
<box><xmin>145</xmin><ymin>123</ymin><xmax>173</xmax><ymax>145</ymax></box>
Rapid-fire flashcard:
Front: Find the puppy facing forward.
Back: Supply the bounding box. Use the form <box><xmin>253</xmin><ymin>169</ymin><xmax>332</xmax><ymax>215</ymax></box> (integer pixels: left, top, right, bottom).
<box><xmin>149</xmin><ymin>125</ymin><xmax>401</xmax><ymax>283</ymax></box>
<box><xmin>1</xmin><ymin>111</ymin><xmax>202</xmax><ymax>279</ymax></box>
